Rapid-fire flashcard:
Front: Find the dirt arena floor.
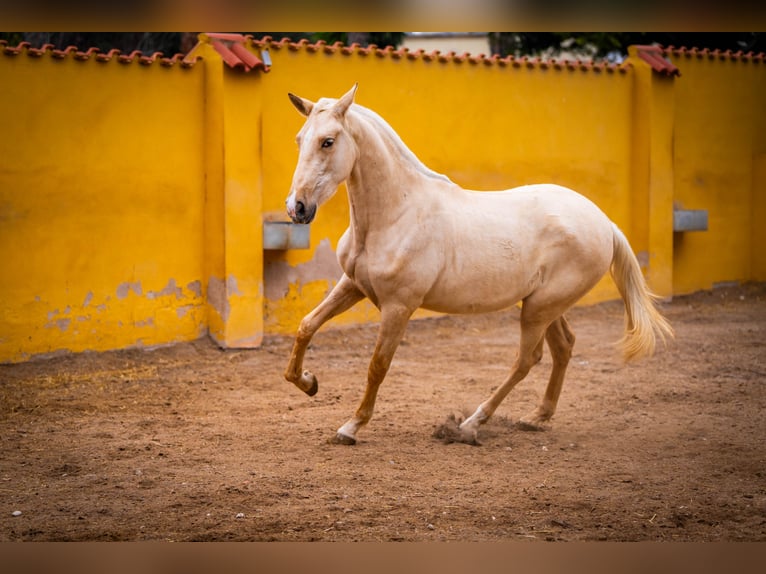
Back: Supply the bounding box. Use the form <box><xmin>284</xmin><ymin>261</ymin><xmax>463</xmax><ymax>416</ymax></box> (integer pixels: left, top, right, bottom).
<box><xmin>1</xmin><ymin>282</ymin><xmax>765</xmax><ymax>542</ymax></box>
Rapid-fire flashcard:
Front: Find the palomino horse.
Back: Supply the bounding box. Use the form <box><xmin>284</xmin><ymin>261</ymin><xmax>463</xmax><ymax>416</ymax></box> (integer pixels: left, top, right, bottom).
<box><xmin>284</xmin><ymin>84</ymin><xmax>673</xmax><ymax>445</ymax></box>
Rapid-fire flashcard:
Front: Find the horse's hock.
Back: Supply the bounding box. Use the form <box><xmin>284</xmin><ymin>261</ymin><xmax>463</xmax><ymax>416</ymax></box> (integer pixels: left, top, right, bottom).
<box><xmin>1</xmin><ymin>34</ymin><xmax>765</xmax><ymax>364</ymax></box>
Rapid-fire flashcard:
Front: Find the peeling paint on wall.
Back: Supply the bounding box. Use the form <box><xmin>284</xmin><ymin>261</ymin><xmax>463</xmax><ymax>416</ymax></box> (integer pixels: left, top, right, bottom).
<box><xmin>3</xmin><ymin>277</ymin><xmax>207</xmax><ymax>363</ymax></box>
<box><xmin>186</xmin><ymin>280</ymin><xmax>202</xmax><ymax>297</ymax></box>
<box><xmin>227</xmin><ymin>276</ymin><xmax>242</xmax><ymax>296</ymax></box>
<box><xmin>205</xmin><ymin>274</ymin><xmax>263</xmax><ymax>349</ymax></box>
<box><xmin>207</xmin><ymin>275</ymin><xmax>246</xmax><ymax>322</ymax></box>
<box><xmin>147</xmin><ymin>278</ymin><xmax>183</xmax><ymax>300</ymax></box>
<box><xmin>116</xmin><ymin>281</ymin><xmax>143</xmax><ymax>299</ymax></box>
<box><xmin>176</xmin><ymin>305</ymin><xmax>194</xmax><ymax>318</ymax></box>
<box><xmin>207</xmin><ymin>276</ymin><xmax>229</xmax><ymax>321</ymax></box>
<box><xmin>264</xmin><ymin>239</ymin><xmax>342</xmax><ymax>301</ymax></box>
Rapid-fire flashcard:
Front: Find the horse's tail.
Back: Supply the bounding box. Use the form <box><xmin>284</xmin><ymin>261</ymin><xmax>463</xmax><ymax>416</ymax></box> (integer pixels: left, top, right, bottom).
<box><xmin>610</xmin><ymin>223</ymin><xmax>674</xmax><ymax>362</ymax></box>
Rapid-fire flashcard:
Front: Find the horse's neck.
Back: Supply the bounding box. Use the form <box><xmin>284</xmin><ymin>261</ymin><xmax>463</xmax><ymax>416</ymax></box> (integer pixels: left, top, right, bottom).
<box><xmin>345</xmin><ymin>115</ymin><xmax>433</xmax><ymax>237</ymax></box>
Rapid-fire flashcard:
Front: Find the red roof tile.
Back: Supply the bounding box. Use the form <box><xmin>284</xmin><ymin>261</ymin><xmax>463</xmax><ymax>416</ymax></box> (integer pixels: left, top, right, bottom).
<box><xmin>0</xmin><ymin>39</ymin><xmax>196</xmax><ymax>68</ymax></box>
<box><xmin>16</xmin><ymin>35</ymin><xmax>760</xmax><ymax>79</ymax></box>
<box><xmin>634</xmin><ymin>45</ymin><xmax>681</xmax><ymax>76</ymax></box>
<box><xmin>194</xmin><ymin>33</ymin><xmax>269</xmax><ymax>72</ymax></box>
<box><xmin>252</xmin><ymin>35</ymin><xmax>630</xmax><ymax>74</ymax></box>
<box><xmin>664</xmin><ymin>45</ymin><xmax>765</xmax><ymax>63</ymax></box>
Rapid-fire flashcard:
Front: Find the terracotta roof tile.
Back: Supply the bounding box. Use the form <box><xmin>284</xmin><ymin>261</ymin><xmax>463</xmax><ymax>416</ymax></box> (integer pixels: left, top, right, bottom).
<box><xmin>26</xmin><ymin>43</ymin><xmax>56</xmax><ymax>57</ymax></box>
<box><xmin>664</xmin><ymin>45</ymin><xmax>765</xmax><ymax>63</ymax></box>
<box><xmin>406</xmin><ymin>48</ymin><xmax>424</xmax><ymax>60</ymax></box>
<box><xmin>634</xmin><ymin>45</ymin><xmax>681</xmax><ymax>76</ymax></box>
<box><xmin>5</xmin><ymin>36</ymin><xmax>762</xmax><ymax>77</ymax></box>
<box><xmin>0</xmin><ymin>39</ymin><xmax>197</xmax><ymax>68</ymax></box>
<box><xmin>340</xmin><ymin>42</ymin><xmax>363</xmax><ymax>55</ymax></box>
<box><xmin>252</xmin><ymin>35</ymin><xmax>629</xmax><ymax>74</ymax></box>
<box><xmin>195</xmin><ymin>32</ymin><xmax>269</xmax><ymax>72</ymax></box>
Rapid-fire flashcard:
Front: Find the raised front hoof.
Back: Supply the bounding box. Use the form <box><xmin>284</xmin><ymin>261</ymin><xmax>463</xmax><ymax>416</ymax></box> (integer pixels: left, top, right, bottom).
<box><xmin>304</xmin><ymin>373</ymin><xmax>318</xmax><ymax>397</ymax></box>
<box><xmin>433</xmin><ymin>414</ymin><xmax>482</xmax><ymax>446</ymax></box>
<box><xmin>328</xmin><ymin>432</ymin><xmax>357</xmax><ymax>446</ymax></box>
<box><xmin>286</xmin><ymin>370</ymin><xmax>318</xmax><ymax>396</ymax></box>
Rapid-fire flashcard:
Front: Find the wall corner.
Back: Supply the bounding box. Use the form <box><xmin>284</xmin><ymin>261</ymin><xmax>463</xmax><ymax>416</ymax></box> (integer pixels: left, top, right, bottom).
<box><xmin>199</xmin><ymin>39</ymin><xmax>265</xmax><ymax>349</ymax></box>
<box><xmin>628</xmin><ymin>45</ymin><xmax>678</xmax><ymax>299</ymax></box>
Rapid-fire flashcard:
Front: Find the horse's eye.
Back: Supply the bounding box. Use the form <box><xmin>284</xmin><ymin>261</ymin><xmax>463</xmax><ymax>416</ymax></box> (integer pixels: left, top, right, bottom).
<box><xmin>322</xmin><ymin>138</ymin><xmax>334</xmax><ymax>149</ymax></box>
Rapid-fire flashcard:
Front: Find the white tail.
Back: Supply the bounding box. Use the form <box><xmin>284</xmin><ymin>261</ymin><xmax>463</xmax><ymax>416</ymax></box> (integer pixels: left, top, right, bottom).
<box><xmin>610</xmin><ymin>224</ymin><xmax>674</xmax><ymax>361</ymax></box>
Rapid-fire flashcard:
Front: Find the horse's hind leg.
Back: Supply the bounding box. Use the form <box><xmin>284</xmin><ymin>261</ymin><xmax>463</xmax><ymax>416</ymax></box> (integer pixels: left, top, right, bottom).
<box><xmin>458</xmin><ymin>315</ymin><xmax>549</xmax><ymax>443</ymax></box>
<box><xmin>518</xmin><ymin>315</ymin><xmax>575</xmax><ymax>430</ymax></box>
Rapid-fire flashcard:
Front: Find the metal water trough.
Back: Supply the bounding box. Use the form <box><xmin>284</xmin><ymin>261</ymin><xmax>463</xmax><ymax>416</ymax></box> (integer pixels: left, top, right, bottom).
<box><xmin>263</xmin><ymin>221</ymin><xmax>311</xmax><ymax>250</ymax></box>
<box><xmin>673</xmin><ymin>209</ymin><xmax>708</xmax><ymax>232</ymax></box>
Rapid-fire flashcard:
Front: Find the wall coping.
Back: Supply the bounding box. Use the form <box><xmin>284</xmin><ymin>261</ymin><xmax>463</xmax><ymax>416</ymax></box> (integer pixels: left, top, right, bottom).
<box><xmin>664</xmin><ymin>45</ymin><xmax>765</xmax><ymax>62</ymax></box>
<box><xmin>0</xmin><ymin>39</ymin><xmax>198</xmax><ymax>68</ymax></box>
<box><xmin>254</xmin><ymin>35</ymin><xmax>632</xmax><ymax>74</ymax></box>
<box><xmin>4</xmin><ymin>35</ymin><xmax>764</xmax><ymax>76</ymax></box>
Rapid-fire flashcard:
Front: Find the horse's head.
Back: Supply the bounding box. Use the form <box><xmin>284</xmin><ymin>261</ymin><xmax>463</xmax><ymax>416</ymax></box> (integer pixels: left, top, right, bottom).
<box><xmin>286</xmin><ymin>84</ymin><xmax>359</xmax><ymax>224</ymax></box>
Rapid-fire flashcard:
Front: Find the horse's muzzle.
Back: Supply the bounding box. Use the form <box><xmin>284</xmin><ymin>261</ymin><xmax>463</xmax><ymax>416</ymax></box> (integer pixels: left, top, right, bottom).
<box><xmin>291</xmin><ymin>200</ymin><xmax>317</xmax><ymax>224</ymax></box>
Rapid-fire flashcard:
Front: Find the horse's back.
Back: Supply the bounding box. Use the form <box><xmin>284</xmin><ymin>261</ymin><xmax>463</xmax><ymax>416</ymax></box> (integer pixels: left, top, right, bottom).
<box><xmin>469</xmin><ymin>183</ymin><xmax>605</xmax><ymax>218</ymax></box>
<box><xmin>455</xmin><ymin>183</ymin><xmax>612</xmax><ymax>243</ymax></box>
<box><xmin>491</xmin><ymin>183</ymin><xmax>615</xmax><ymax>273</ymax></box>
<box><xmin>420</xmin><ymin>183</ymin><xmax>615</xmax><ymax>313</ymax></box>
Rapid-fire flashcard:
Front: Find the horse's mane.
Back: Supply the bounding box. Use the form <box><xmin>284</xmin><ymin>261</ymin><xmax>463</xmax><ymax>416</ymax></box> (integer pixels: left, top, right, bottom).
<box><xmin>350</xmin><ymin>104</ymin><xmax>453</xmax><ymax>184</ymax></box>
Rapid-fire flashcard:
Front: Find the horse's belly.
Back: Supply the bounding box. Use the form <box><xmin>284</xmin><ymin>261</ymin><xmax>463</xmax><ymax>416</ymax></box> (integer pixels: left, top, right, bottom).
<box><xmin>421</xmin><ymin>295</ymin><xmax>522</xmax><ymax>314</ymax></box>
<box><xmin>420</xmin><ymin>268</ymin><xmax>532</xmax><ymax>314</ymax></box>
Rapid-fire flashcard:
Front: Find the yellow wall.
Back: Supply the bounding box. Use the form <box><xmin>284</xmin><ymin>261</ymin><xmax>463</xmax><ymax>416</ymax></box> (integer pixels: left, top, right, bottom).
<box><xmin>259</xmin><ymin>45</ymin><xmax>635</xmax><ymax>333</ymax></box>
<box><xmin>627</xmin><ymin>46</ymin><xmax>676</xmax><ymax>300</ymax></box>
<box><xmin>669</xmin><ymin>51</ymin><xmax>766</xmax><ymax>293</ymax></box>
<box><xmin>193</xmin><ymin>40</ymin><xmax>265</xmax><ymax>348</ymax></box>
<box><xmin>1</xmin><ymin>37</ymin><xmax>764</xmax><ymax>363</ymax></box>
<box><xmin>0</xmin><ymin>49</ymin><xmax>207</xmax><ymax>362</ymax></box>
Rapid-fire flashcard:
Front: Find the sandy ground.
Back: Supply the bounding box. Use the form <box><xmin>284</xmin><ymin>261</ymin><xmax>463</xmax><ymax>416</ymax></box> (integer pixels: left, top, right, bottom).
<box><xmin>1</xmin><ymin>282</ymin><xmax>765</xmax><ymax>541</ymax></box>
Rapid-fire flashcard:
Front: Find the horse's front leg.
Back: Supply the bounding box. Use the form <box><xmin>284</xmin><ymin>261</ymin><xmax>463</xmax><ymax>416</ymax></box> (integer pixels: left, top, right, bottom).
<box><xmin>333</xmin><ymin>303</ymin><xmax>413</xmax><ymax>445</ymax></box>
<box><xmin>284</xmin><ymin>274</ymin><xmax>364</xmax><ymax>395</ymax></box>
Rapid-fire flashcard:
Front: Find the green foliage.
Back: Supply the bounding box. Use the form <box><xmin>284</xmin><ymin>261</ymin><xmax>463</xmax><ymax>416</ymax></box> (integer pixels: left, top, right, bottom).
<box><xmin>0</xmin><ymin>32</ymin><xmax>189</xmax><ymax>55</ymax></box>
<box><xmin>489</xmin><ymin>32</ymin><xmax>764</xmax><ymax>59</ymax></box>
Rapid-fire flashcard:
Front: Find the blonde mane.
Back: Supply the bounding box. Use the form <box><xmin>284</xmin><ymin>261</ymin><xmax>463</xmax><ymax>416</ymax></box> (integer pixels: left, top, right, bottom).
<box><xmin>349</xmin><ymin>103</ymin><xmax>453</xmax><ymax>184</ymax></box>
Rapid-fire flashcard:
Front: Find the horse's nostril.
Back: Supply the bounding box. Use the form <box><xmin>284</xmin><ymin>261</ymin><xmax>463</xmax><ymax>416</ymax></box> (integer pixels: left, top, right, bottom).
<box><xmin>295</xmin><ymin>201</ymin><xmax>306</xmax><ymax>217</ymax></box>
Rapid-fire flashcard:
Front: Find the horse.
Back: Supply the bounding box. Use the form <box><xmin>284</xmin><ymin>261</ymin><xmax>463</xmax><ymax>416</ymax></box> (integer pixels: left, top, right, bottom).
<box><xmin>283</xmin><ymin>84</ymin><xmax>673</xmax><ymax>446</ymax></box>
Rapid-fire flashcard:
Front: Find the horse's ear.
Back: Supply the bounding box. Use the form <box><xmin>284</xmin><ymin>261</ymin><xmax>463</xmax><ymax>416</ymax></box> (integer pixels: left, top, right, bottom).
<box><xmin>334</xmin><ymin>83</ymin><xmax>358</xmax><ymax>117</ymax></box>
<box><xmin>288</xmin><ymin>93</ymin><xmax>314</xmax><ymax>117</ymax></box>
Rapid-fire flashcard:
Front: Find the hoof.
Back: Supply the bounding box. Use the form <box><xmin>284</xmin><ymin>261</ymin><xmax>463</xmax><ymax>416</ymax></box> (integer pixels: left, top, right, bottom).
<box><xmin>433</xmin><ymin>414</ymin><xmax>482</xmax><ymax>446</ymax></box>
<box><xmin>286</xmin><ymin>370</ymin><xmax>319</xmax><ymax>396</ymax></box>
<box><xmin>305</xmin><ymin>376</ymin><xmax>318</xmax><ymax>397</ymax></box>
<box><xmin>516</xmin><ymin>416</ymin><xmax>550</xmax><ymax>432</ymax></box>
<box><xmin>329</xmin><ymin>432</ymin><xmax>356</xmax><ymax>446</ymax></box>
<box><xmin>302</xmin><ymin>370</ymin><xmax>318</xmax><ymax>396</ymax></box>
